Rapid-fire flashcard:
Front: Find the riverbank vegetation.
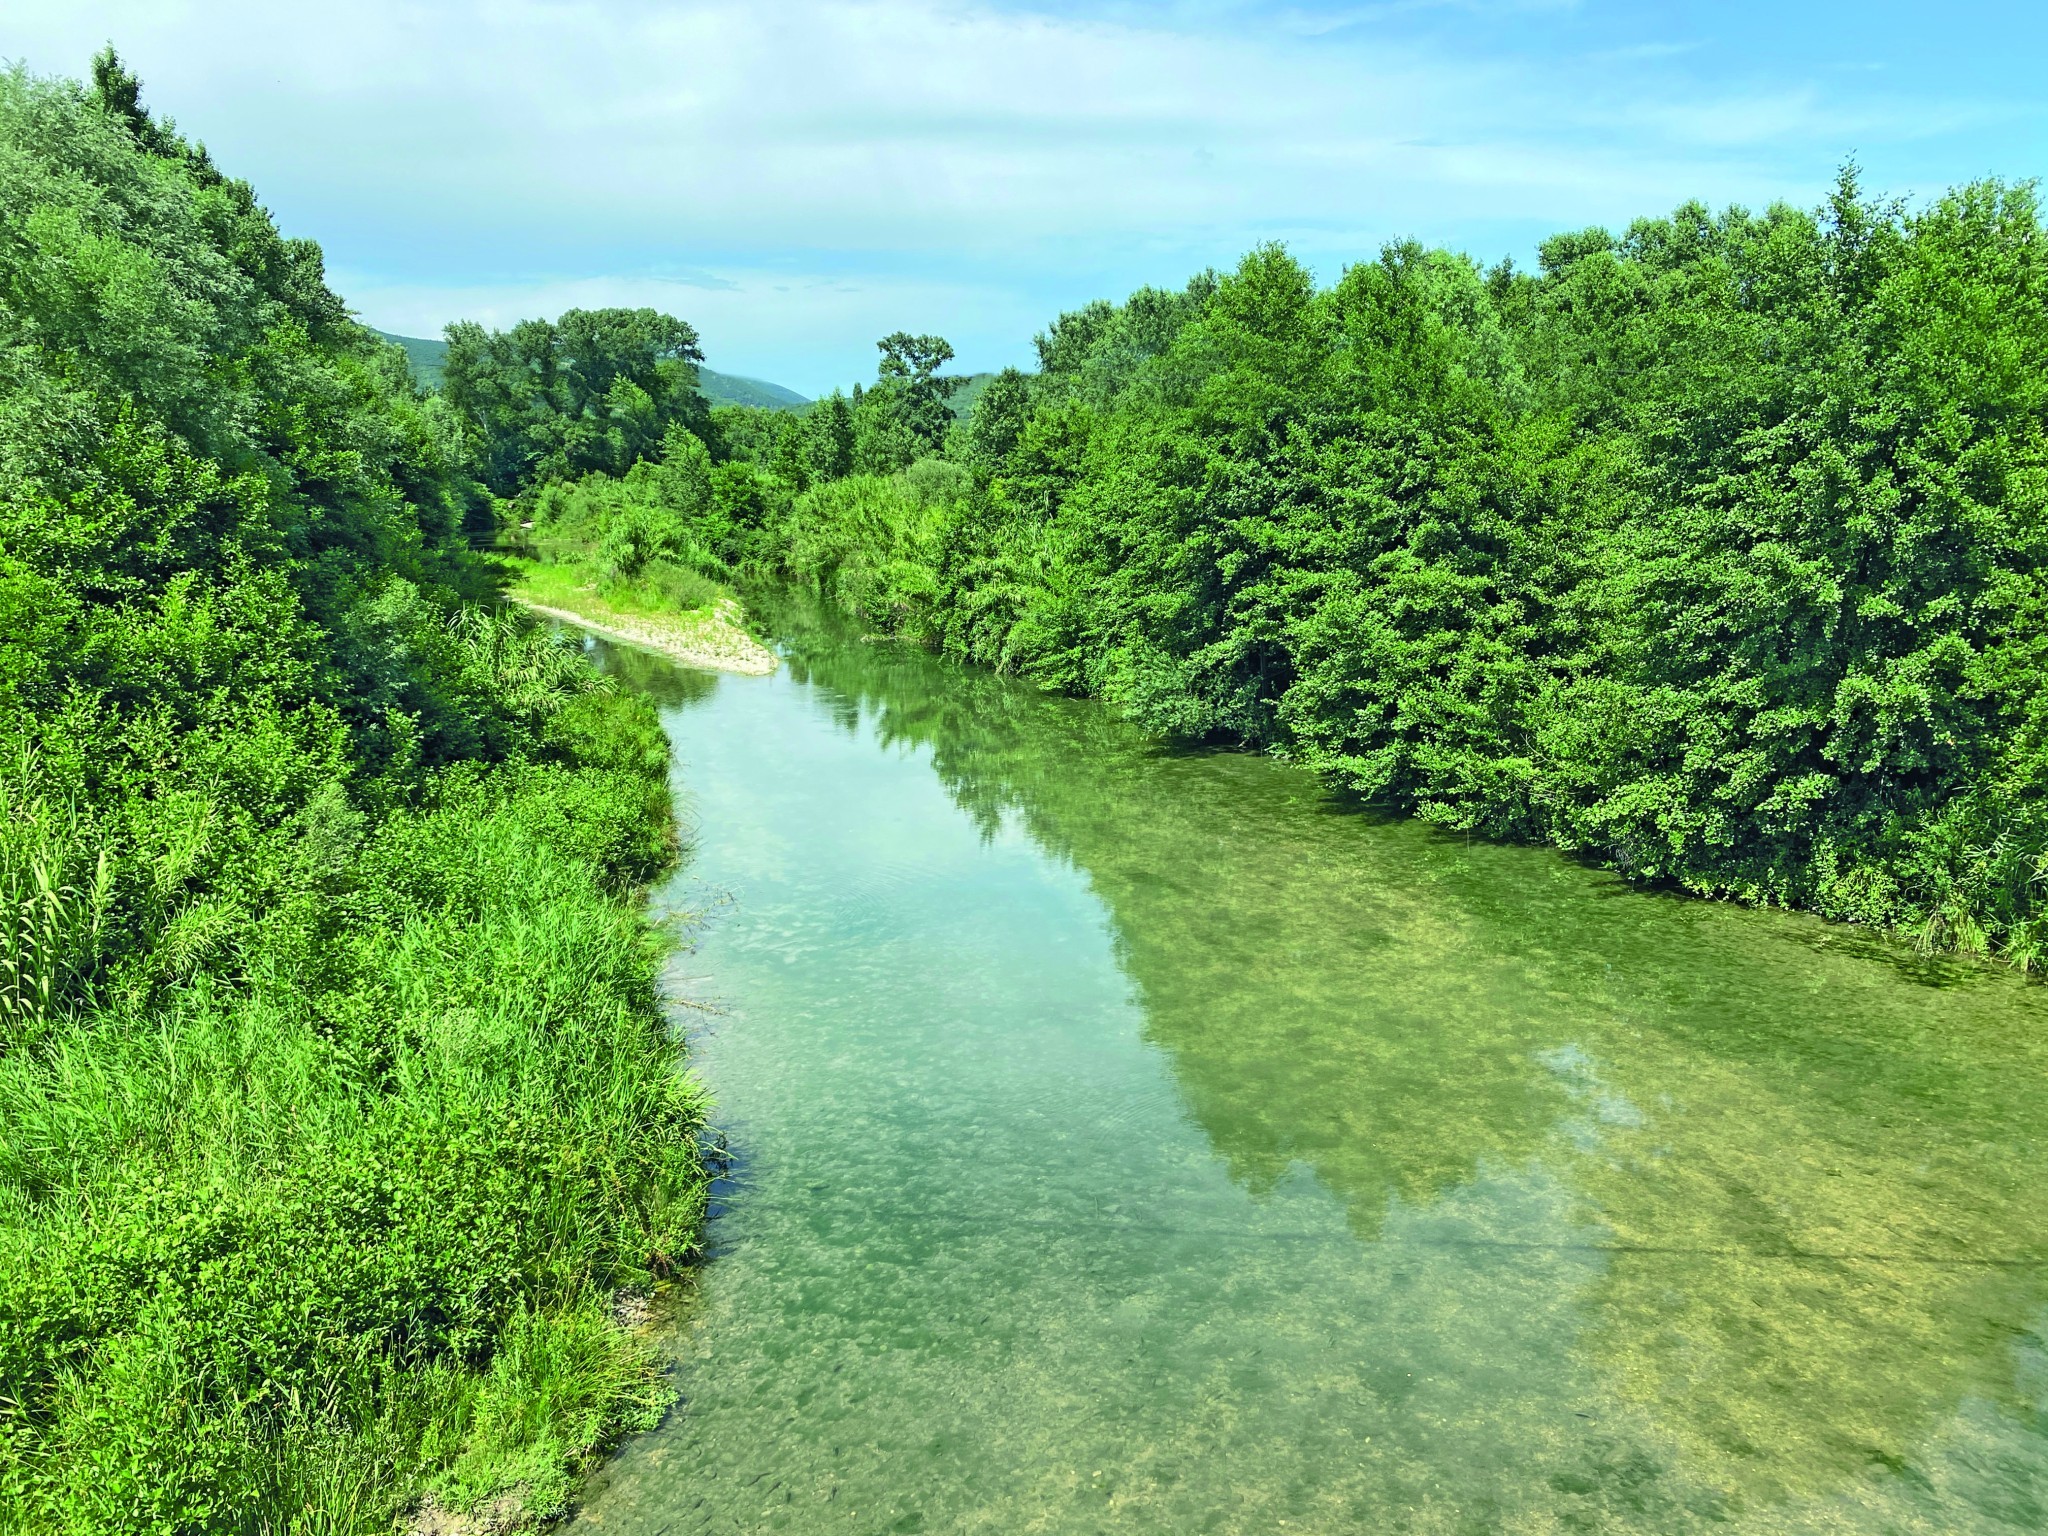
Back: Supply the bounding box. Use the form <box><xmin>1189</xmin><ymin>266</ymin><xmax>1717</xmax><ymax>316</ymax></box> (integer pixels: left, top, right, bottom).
<box><xmin>0</xmin><ymin>57</ymin><xmax>706</xmax><ymax>1533</ymax></box>
<box><xmin>480</xmin><ymin>423</ymin><xmax>771</xmax><ymax>672</ymax></box>
<box><xmin>498</xmin><ymin>175</ymin><xmax>2048</xmax><ymax>966</ymax></box>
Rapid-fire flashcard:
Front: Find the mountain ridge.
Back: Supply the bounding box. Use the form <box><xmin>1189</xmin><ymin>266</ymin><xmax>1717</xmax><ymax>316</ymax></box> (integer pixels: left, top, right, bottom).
<box><xmin>372</xmin><ymin>329</ymin><xmax>811</xmax><ymax>412</ymax></box>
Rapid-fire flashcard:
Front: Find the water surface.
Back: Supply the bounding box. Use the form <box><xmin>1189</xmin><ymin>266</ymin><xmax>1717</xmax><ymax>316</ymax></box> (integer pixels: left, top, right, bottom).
<box><xmin>573</xmin><ymin>607</ymin><xmax>2048</xmax><ymax>1535</ymax></box>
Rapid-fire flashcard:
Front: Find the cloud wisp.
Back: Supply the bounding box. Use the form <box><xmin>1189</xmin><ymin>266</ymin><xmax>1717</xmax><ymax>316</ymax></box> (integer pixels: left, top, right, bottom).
<box><xmin>4</xmin><ymin>0</ymin><xmax>2029</xmax><ymax>390</ymax></box>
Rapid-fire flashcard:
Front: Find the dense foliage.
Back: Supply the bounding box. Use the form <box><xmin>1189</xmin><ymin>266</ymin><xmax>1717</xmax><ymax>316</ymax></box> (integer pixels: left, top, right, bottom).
<box><xmin>442</xmin><ymin>307</ymin><xmax>714</xmax><ymax>496</ymax></box>
<box><xmin>490</xmin><ymin>326</ymin><xmax>986</xmax><ymax>598</ymax></box>
<box><xmin>517</xmin><ymin>173</ymin><xmax>2048</xmax><ymax>966</ymax></box>
<box><xmin>0</xmin><ymin>58</ymin><xmax>704</xmax><ymax>1532</ymax></box>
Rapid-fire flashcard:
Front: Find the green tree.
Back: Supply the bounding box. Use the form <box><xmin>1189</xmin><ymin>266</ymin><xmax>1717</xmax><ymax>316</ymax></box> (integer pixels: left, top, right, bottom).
<box><xmin>442</xmin><ymin>308</ymin><xmax>710</xmax><ymax>495</ymax></box>
<box><xmin>807</xmin><ymin>390</ymin><xmax>856</xmax><ymax>481</ymax></box>
<box><xmin>88</xmin><ymin>45</ymin><xmax>179</xmax><ymax>160</ymax></box>
<box><xmin>961</xmin><ymin>367</ymin><xmax>1033</xmax><ymax>481</ymax></box>
<box><xmin>852</xmin><ymin>332</ymin><xmax>958</xmax><ymax>474</ymax></box>
<box><xmin>740</xmin><ymin>185</ymin><xmax>2048</xmax><ymax>965</ymax></box>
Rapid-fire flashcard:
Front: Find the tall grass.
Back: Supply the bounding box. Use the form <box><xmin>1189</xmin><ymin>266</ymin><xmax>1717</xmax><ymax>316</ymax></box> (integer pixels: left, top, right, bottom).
<box><xmin>0</xmin><ymin>755</ymin><xmax>116</xmax><ymax>1052</ymax></box>
<box><xmin>0</xmin><ymin>632</ymin><xmax>706</xmax><ymax>1535</ymax></box>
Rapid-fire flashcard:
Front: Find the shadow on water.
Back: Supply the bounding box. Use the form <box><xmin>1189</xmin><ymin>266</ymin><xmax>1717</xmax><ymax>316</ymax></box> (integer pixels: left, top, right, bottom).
<box><xmin>572</xmin><ymin>591</ymin><xmax>2048</xmax><ymax>1534</ymax></box>
<box><xmin>757</xmin><ymin>597</ymin><xmax>2048</xmax><ymax>1524</ymax></box>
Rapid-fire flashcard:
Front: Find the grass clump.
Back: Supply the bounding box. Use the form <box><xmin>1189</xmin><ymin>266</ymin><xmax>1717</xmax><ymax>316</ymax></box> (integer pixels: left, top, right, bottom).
<box><xmin>438</xmin><ymin>1299</ymin><xmax>671</xmax><ymax>1520</ymax></box>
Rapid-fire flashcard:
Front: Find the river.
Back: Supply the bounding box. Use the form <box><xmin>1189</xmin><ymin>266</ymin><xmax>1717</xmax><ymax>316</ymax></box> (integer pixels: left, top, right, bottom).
<box><xmin>569</xmin><ymin>601</ymin><xmax>2048</xmax><ymax>1535</ymax></box>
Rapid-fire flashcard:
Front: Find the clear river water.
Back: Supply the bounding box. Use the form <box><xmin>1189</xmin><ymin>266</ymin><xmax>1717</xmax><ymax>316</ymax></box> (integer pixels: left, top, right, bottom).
<box><xmin>569</xmin><ymin>603</ymin><xmax>2048</xmax><ymax>1535</ymax></box>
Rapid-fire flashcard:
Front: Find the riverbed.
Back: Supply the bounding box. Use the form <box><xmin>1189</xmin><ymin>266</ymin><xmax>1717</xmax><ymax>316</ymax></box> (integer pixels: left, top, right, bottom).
<box><xmin>569</xmin><ymin>602</ymin><xmax>2048</xmax><ymax>1534</ymax></box>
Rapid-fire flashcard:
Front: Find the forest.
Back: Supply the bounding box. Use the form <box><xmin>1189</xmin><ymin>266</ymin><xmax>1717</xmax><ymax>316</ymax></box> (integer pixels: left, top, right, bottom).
<box><xmin>501</xmin><ymin>175</ymin><xmax>2048</xmax><ymax>967</ymax></box>
<box><xmin>6</xmin><ymin>35</ymin><xmax>2048</xmax><ymax>1536</ymax></box>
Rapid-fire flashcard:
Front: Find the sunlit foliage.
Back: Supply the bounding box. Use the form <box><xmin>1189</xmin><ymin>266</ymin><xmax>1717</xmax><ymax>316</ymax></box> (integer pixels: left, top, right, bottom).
<box><xmin>442</xmin><ymin>307</ymin><xmax>713</xmax><ymax>496</ymax></box>
<box><xmin>534</xmin><ymin>172</ymin><xmax>2048</xmax><ymax>964</ymax></box>
<box><xmin>0</xmin><ymin>55</ymin><xmax>704</xmax><ymax>1532</ymax></box>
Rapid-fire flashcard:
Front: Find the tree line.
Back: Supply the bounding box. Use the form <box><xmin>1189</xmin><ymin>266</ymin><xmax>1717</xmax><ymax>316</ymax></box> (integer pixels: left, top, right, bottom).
<box><xmin>482</xmin><ymin>171</ymin><xmax>2048</xmax><ymax>969</ymax></box>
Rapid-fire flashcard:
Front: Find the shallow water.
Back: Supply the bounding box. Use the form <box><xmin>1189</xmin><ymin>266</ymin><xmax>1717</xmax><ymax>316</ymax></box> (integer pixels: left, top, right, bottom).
<box><xmin>572</xmin><ymin>605</ymin><xmax>2048</xmax><ymax>1535</ymax></box>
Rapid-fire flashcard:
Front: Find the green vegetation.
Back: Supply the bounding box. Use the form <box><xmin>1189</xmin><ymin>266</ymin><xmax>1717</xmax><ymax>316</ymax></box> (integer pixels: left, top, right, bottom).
<box><xmin>374</xmin><ymin>328</ymin><xmax>452</xmax><ymax>388</ymax></box>
<box><xmin>527</xmin><ymin>174</ymin><xmax>2048</xmax><ymax>965</ymax></box>
<box><xmin>0</xmin><ymin>55</ymin><xmax>706</xmax><ymax>1534</ymax></box>
<box><xmin>501</xmin><ymin>458</ymin><xmax>776</xmax><ymax>675</ymax></box>
<box><xmin>509</xmin><ymin>555</ymin><xmax>715</xmax><ymax>636</ymax></box>
<box><xmin>430</xmin><ymin>300</ymin><xmax>799</xmax><ymax>667</ymax></box>
<box><xmin>441</xmin><ymin>309</ymin><xmax>716</xmax><ymax>498</ymax></box>
<box><xmin>498</xmin><ymin>421</ymin><xmax>766</xmax><ymax>649</ymax></box>
<box><xmin>695</xmin><ymin>367</ymin><xmax>808</xmax><ymax>413</ymax></box>
<box><xmin>456</xmin><ymin>327</ymin><xmax>981</xmax><ymax>638</ymax></box>
<box><xmin>672</xmin><ymin>334</ymin><xmax>975</xmax><ymax>499</ymax></box>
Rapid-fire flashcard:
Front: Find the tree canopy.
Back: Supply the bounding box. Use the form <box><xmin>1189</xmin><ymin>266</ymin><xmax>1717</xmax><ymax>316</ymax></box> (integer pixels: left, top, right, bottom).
<box><xmin>441</xmin><ymin>306</ymin><xmax>711</xmax><ymax>494</ymax></box>
<box><xmin>540</xmin><ymin>171</ymin><xmax>2048</xmax><ymax>968</ymax></box>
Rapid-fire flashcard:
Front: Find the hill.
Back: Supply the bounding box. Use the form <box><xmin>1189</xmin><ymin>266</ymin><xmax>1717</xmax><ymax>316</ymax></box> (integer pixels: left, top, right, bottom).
<box><xmin>372</xmin><ymin>329</ymin><xmax>808</xmax><ymax>410</ymax></box>
<box><xmin>946</xmin><ymin>371</ymin><xmax>998</xmax><ymax>419</ymax></box>
<box><xmin>702</xmin><ymin>368</ymin><xmax>809</xmax><ymax>411</ymax></box>
<box><xmin>375</xmin><ymin>327</ymin><xmax>451</xmax><ymax>385</ymax></box>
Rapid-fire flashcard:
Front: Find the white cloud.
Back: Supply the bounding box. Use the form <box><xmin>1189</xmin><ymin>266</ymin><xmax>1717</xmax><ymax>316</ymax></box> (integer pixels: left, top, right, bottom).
<box><xmin>1</xmin><ymin>0</ymin><xmax>2000</xmax><ymax>388</ymax></box>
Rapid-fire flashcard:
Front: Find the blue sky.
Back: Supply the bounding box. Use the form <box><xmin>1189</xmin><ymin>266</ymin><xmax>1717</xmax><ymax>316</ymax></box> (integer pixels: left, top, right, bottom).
<box><xmin>7</xmin><ymin>1</ymin><xmax>2045</xmax><ymax>395</ymax></box>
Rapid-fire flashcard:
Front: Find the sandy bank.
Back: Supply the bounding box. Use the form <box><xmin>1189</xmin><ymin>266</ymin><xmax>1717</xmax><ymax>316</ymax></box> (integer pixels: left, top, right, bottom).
<box><xmin>514</xmin><ymin>594</ymin><xmax>779</xmax><ymax>676</ymax></box>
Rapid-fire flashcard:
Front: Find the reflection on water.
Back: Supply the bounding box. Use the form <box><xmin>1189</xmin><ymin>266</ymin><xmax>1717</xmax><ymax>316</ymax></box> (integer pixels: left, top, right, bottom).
<box><xmin>571</xmin><ymin>604</ymin><xmax>2048</xmax><ymax>1534</ymax></box>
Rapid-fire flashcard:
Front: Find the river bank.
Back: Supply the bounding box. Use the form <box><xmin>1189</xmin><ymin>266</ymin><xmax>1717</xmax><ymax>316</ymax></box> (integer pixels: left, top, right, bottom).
<box><xmin>506</xmin><ymin>569</ymin><xmax>779</xmax><ymax>676</ymax></box>
<box><xmin>0</xmin><ymin>63</ymin><xmax>722</xmax><ymax>1533</ymax></box>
